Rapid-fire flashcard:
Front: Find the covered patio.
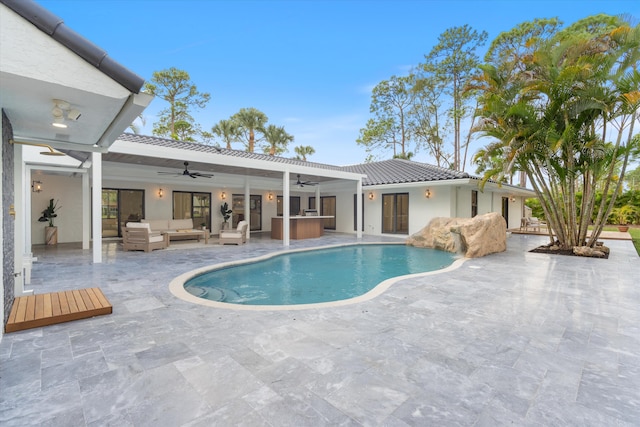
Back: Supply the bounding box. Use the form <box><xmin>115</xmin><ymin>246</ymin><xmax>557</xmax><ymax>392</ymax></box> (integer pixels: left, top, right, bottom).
<box><xmin>1</xmin><ymin>233</ymin><xmax>638</xmax><ymax>425</ymax></box>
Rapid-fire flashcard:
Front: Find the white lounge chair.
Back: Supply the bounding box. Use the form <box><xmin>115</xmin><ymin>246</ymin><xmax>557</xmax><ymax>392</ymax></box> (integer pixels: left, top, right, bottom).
<box><xmin>219</xmin><ymin>221</ymin><xmax>248</xmax><ymax>245</ymax></box>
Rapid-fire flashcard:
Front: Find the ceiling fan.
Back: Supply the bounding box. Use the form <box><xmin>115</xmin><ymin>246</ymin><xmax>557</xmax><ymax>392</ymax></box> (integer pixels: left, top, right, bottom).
<box><xmin>295</xmin><ymin>174</ymin><xmax>318</xmax><ymax>187</ymax></box>
<box><xmin>157</xmin><ymin>161</ymin><xmax>214</xmax><ymax>179</ymax></box>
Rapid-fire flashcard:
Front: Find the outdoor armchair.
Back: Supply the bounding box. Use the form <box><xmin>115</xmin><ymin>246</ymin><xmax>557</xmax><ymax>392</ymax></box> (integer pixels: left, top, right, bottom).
<box><xmin>123</xmin><ymin>222</ymin><xmax>168</xmax><ymax>252</ymax></box>
<box><xmin>219</xmin><ymin>220</ymin><xmax>249</xmax><ymax>245</ymax></box>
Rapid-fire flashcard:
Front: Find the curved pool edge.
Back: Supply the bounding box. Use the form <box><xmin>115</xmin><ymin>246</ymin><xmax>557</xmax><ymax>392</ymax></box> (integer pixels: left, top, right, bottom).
<box><xmin>169</xmin><ymin>242</ymin><xmax>467</xmax><ymax>311</ymax></box>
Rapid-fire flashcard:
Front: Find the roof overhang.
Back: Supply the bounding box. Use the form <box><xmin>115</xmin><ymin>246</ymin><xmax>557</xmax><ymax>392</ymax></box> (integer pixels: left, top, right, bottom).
<box><xmin>98</xmin><ymin>139</ymin><xmax>366</xmax><ymax>189</ymax></box>
<box><xmin>0</xmin><ymin>1</ymin><xmax>153</xmax><ymax>153</ymax></box>
<box><xmin>364</xmin><ymin>178</ymin><xmax>537</xmax><ymax>197</ymax></box>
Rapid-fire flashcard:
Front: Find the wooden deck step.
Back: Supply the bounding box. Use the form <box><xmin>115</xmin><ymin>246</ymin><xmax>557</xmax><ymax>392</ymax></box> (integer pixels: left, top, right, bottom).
<box><xmin>5</xmin><ymin>288</ymin><xmax>112</xmax><ymax>333</ymax></box>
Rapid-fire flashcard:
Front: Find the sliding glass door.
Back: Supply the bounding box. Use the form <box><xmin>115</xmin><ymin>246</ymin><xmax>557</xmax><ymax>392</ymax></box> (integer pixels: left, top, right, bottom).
<box><xmin>231</xmin><ymin>194</ymin><xmax>262</xmax><ymax>230</ymax></box>
<box><xmin>101</xmin><ymin>188</ymin><xmax>144</xmax><ymax>237</ymax></box>
<box><xmin>173</xmin><ymin>191</ymin><xmax>211</xmax><ymax>230</ymax></box>
<box><xmin>382</xmin><ymin>193</ymin><xmax>408</xmax><ymax>234</ymax></box>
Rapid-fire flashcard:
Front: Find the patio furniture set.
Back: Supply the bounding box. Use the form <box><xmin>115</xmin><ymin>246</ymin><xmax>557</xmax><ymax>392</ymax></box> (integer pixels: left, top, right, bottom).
<box><xmin>122</xmin><ymin>219</ymin><xmax>248</xmax><ymax>252</ymax></box>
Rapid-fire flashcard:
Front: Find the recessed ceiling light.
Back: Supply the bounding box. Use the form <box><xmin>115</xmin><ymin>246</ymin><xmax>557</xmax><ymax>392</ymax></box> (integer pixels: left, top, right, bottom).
<box><xmin>52</xmin><ymin>122</ymin><xmax>67</xmax><ymax>128</ymax></box>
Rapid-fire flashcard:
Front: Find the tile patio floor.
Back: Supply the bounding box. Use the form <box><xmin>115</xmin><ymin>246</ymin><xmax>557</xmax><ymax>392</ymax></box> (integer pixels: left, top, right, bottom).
<box><xmin>1</xmin><ymin>233</ymin><xmax>638</xmax><ymax>426</ymax></box>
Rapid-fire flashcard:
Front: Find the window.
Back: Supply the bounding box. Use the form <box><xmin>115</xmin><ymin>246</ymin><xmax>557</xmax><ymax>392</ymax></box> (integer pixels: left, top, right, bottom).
<box><xmin>173</xmin><ymin>191</ymin><xmax>211</xmax><ymax>229</ymax></box>
<box><xmin>231</xmin><ymin>194</ymin><xmax>262</xmax><ymax>230</ymax></box>
<box><xmin>353</xmin><ymin>194</ymin><xmax>364</xmax><ymax>231</ymax></box>
<box><xmin>471</xmin><ymin>190</ymin><xmax>478</xmax><ymax>217</ymax></box>
<box><xmin>101</xmin><ymin>189</ymin><xmax>144</xmax><ymax>237</ymax></box>
<box><xmin>382</xmin><ymin>193</ymin><xmax>408</xmax><ymax>234</ymax></box>
<box><xmin>277</xmin><ymin>196</ymin><xmax>301</xmax><ymax>216</ymax></box>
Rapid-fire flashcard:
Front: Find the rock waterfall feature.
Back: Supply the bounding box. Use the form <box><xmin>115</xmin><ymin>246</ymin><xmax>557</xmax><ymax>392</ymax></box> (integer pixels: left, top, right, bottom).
<box><xmin>406</xmin><ymin>212</ymin><xmax>507</xmax><ymax>258</ymax></box>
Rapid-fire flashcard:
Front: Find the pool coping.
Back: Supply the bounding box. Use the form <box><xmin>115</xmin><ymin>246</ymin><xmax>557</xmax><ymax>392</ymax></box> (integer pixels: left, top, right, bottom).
<box><xmin>169</xmin><ymin>242</ymin><xmax>467</xmax><ymax>311</ymax></box>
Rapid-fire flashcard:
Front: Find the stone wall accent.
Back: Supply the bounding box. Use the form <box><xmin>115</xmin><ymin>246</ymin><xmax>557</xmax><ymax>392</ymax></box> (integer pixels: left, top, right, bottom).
<box><xmin>406</xmin><ymin>212</ymin><xmax>507</xmax><ymax>258</ymax></box>
<box><xmin>2</xmin><ymin>109</ymin><xmax>15</xmax><ymax>326</ymax></box>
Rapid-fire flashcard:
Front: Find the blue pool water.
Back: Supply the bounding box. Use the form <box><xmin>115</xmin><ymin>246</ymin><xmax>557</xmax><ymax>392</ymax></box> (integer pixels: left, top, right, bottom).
<box><xmin>184</xmin><ymin>244</ymin><xmax>456</xmax><ymax>306</ymax></box>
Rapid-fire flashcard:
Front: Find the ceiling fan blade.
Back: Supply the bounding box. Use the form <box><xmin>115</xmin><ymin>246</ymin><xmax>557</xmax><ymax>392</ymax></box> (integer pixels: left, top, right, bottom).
<box><xmin>157</xmin><ymin>161</ymin><xmax>213</xmax><ymax>178</ymax></box>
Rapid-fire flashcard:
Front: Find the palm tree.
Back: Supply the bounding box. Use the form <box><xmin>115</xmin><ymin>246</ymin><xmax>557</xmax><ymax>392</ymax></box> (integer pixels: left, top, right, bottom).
<box><xmin>231</xmin><ymin>107</ymin><xmax>268</xmax><ymax>152</ymax></box>
<box><xmin>472</xmin><ymin>14</ymin><xmax>639</xmax><ymax>250</ymax></box>
<box><xmin>294</xmin><ymin>145</ymin><xmax>315</xmax><ymax>161</ymax></box>
<box><xmin>127</xmin><ymin>113</ymin><xmax>146</xmax><ymax>134</ymax></box>
<box><xmin>211</xmin><ymin>119</ymin><xmax>240</xmax><ymax>149</ymax></box>
<box><xmin>262</xmin><ymin>124</ymin><xmax>293</xmax><ymax>156</ymax></box>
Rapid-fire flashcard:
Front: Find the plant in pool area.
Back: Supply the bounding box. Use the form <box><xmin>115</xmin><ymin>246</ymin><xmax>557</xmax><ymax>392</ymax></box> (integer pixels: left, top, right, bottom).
<box><xmin>38</xmin><ymin>198</ymin><xmax>60</xmax><ymax>227</ymax></box>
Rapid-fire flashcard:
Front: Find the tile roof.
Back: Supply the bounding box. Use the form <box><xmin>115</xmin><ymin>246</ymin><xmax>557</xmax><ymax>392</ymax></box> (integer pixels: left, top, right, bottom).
<box><xmin>341</xmin><ymin>159</ymin><xmax>472</xmax><ymax>186</ymax></box>
<box><xmin>1</xmin><ymin>0</ymin><xmax>145</xmax><ymax>93</ymax></box>
<box><xmin>117</xmin><ymin>133</ymin><xmax>348</xmax><ymax>172</ymax></box>
<box><xmin>117</xmin><ymin>134</ymin><xmax>477</xmax><ymax>186</ymax></box>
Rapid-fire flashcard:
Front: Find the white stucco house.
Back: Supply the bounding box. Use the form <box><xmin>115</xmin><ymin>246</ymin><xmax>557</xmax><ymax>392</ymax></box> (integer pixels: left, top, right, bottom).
<box><xmin>0</xmin><ymin>0</ymin><xmax>535</xmax><ymax>338</ymax></box>
<box><xmin>26</xmin><ymin>131</ymin><xmax>533</xmax><ymax>246</ymax></box>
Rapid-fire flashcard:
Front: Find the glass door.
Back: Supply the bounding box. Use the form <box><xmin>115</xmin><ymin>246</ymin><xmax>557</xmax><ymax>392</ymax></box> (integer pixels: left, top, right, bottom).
<box><xmin>101</xmin><ymin>189</ymin><xmax>144</xmax><ymax>237</ymax></box>
<box><xmin>231</xmin><ymin>194</ymin><xmax>262</xmax><ymax>230</ymax></box>
<box><xmin>102</xmin><ymin>189</ymin><xmax>118</xmax><ymax>237</ymax></box>
<box><xmin>321</xmin><ymin>196</ymin><xmax>336</xmax><ymax>229</ymax></box>
<box><xmin>173</xmin><ymin>191</ymin><xmax>211</xmax><ymax>230</ymax></box>
<box><xmin>382</xmin><ymin>193</ymin><xmax>408</xmax><ymax>234</ymax></box>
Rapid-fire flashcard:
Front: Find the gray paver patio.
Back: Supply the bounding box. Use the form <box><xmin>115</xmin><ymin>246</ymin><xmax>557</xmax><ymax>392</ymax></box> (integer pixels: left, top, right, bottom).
<box><xmin>1</xmin><ymin>233</ymin><xmax>638</xmax><ymax>426</ymax></box>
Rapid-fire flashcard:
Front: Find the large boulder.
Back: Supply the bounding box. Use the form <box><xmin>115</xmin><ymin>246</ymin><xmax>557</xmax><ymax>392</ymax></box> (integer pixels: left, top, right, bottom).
<box><xmin>406</xmin><ymin>212</ymin><xmax>507</xmax><ymax>258</ymax></box>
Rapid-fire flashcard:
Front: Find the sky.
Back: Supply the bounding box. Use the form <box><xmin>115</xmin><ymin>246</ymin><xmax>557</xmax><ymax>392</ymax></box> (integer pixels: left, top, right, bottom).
<box><xmin>37</xmin><ymin>0</ymin><xmax>639</xmax><ymax>167</ymax></box>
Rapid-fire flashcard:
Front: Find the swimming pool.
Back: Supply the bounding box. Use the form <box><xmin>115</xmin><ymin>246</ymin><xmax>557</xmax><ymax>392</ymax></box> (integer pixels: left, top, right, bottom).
<box><xmin>171</xmin><ymin>244</ymin><xmax>462</xmax><ymax>310</ymax></box>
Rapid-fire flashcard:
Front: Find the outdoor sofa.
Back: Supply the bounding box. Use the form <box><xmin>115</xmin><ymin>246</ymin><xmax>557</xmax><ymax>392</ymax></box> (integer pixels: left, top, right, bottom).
<box><xmin>141</xmin><ymin>219</ymin><xmax>209</xmax><ymax>244</ymax></box>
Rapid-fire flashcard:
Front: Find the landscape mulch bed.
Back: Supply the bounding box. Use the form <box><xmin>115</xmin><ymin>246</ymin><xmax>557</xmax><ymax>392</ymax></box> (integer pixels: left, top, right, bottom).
<box><xmin>529</xmin><ymin>242</ymin><xmax>610</xmax><ymax>259</ymax></box>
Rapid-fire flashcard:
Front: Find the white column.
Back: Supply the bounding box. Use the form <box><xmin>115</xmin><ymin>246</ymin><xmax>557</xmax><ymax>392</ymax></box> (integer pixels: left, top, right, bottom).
<box><xmin>356</xmin><ymin>178</ymin><xmax>363</xmax><ymax>239</ymax></box>
<box><xmin>92</xmin><ymin>152</ymin><xmax>102</xmax><ymax>263</ymax></box>
<box><xmin>244</xmin><ymin>178</ymin><xmax>250</xmax><ymax>241</ymax></box>
<box><xmin>82</xmin><ymin>173</ymin><xmax>90</xmax><ymax>249</ymax></box>
<box><xmin>283</xmin><ymin>170</ymin><xmax>290</xmax><ymax>246</ymax></box>
<box><xmin>315</xmin><ymin>185</ymin><xmax>320</xmax><ymax>209</ymax></box>
<box><xmin>14</xmin><ymin>143</ymin><xmax>32</xmax><ymax>295</ymax></box>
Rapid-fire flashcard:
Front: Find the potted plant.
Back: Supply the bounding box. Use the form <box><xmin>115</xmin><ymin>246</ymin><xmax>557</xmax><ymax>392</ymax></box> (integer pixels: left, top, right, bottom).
<box><xmin>612</xmin><ymin>205</ymin><xmax>639</xmax><ymax>232</ymax></box>
<box><xmin>220</xmin><ymin>202</ymin><xmax>232</xmax><ymax>230</ymax></box>
<box><xmin>38</xmin><ymin>198</ymin><xmax>61</xmax><ymax>245</ymax></box>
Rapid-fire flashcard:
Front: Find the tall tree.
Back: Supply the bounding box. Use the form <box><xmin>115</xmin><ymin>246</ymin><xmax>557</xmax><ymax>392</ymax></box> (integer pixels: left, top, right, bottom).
<box><xmin>294</xmin><ymin>145</ymin><xmax>315</xmax><ymax>161</ymax></box>
<box><xmin>357</xmin><ymin>75</ymin><xmax>416</xmax><ymax>158</ymax></box>
<box><xmin>419</xmin><ymin>25</ymin><xmax>487</xmax><ymax>171</ymax></box>
<box><xmin>262</xmin><ymin>124</ymin><xmax>294</xmax><ymax>156</ymax></box>
<box><xmin>210</xmin><ymin>119</ymin><xmax>240</xmax><ymax>149</ymax></box>
<box><xmin>410</xmin><ymin>73</ymin><xmax>451</xmax><ymax>167</ymax></box>
<box><xmin>472</xmin><ymin>14</ymin><xmax>640</xmax><ymax>250</ymax></box>
<box><xmin>231</xmin><ymin>107</ymin><xmax>268</xmax><ymax>152</ymax></box>
<box><xmin>143</xmin><ymin>67</ymin><xmax>210</xmax><ymax>141</ymax></box>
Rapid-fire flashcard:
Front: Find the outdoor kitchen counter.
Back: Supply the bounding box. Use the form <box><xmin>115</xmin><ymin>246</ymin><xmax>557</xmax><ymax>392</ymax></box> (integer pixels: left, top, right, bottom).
<box><xmin>270</xmin><ymin>216</ymin><xmax>333</xmax><ymax>240</ymax></box>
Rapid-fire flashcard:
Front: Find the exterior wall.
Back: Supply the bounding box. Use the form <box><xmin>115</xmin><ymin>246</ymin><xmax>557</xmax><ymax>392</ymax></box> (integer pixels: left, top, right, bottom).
<box><xmin>31</xmin><ymin>175</ymin><xmax>83</xmax><ymax>245</ymax></box>
<box><xmin>2</xmin><ymin>110</ymin><xmax>15</xmax><ymax>330</ymax></box>
<box><xmin>332</xmin><ymin>184</ymin><xmax>530</xmax><ymax>237</ymax></box>
<box><xmin>103</xmin><ymin>179</ymin><xmax>282</xmax><ymax>234</ymax></box>
<box><xmin>335</xmin><ymin>185</ymin><xmax>454</xmax><ymax>236</ymax></box>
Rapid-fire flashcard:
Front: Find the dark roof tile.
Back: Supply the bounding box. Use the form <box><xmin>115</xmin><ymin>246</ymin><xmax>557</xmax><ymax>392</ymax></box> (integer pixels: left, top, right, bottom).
<box><xmin>341</xmin><ymin>159</ymin><xmax>472</xmax><ymax>186</ymax></box>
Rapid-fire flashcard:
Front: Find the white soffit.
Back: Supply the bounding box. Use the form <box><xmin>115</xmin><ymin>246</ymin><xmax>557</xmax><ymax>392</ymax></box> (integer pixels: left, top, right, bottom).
<box><xmin>0</xmin><ymin>4</ymin><xmax>147</xmax><ymax>150</ymax></box>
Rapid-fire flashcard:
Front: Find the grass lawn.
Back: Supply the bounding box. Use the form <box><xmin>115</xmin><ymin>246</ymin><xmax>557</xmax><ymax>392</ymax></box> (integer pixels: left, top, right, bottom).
<box><xmin>629</xmin><ymin>228</ymin><xmax>640</xmax><ymax>256</ymax></box>
<box><xmin>588</xmin><ymin>225</ymin><xmax>640</xmax><ymax>257</ymax></box>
